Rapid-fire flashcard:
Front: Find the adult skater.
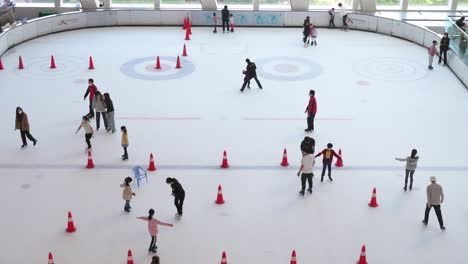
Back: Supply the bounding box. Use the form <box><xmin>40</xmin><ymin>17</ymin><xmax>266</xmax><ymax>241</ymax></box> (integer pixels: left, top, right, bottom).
<box><xmin>15</xmin><ymin>107</ymin><xmax>37</xmax><ymax>148</ymax></box>
<box><xmin>92</xmin><ymin>91</ymin><xmax>108</xmax><ymax>131</ymax></box>
<box><xmin>75</xmin><ymin>115</ymin><xmax>94</xmax><ymax>150</ymax></box>
<box><xmin>221</xmin><ymin>5</ymin><xmax>230</xmax><ymax>33</ymax></box>
<box><xmin>303</xmin><ymin>16</ymin><xmax>310</xmax><ymax>44</ymax></box>
<box><xmin>104</xmin><ymin>92</ymin><xmax>116</xmax><ymax>133</ymax></box>
<box><xmin>297</xmin><ymin>150</ymin><xmax>315</xmax><ymax>195</ymax></box>
<box><xmin>300</xmin><ymin>136</ymin><xmax>315</xmax><ymax>154</ymax></box>
<box><xmin>395</xmin><ymin>149</ymin><xmax>419</xmax><ymax>191</ymax></box>
<box><xmin>304</xmin><ymin>90</ymin><xmax>317</xmax><ymax>132</ymax></box>
<box><xmin>338</xmin><ymin>3</ymin><xmax>348</xmax><ymax>30</ymax></box>
<box><xmin>151</xmin><ymin>256</ymin><xmax>160</xmax><ymax>264</ymax></box>
<box><xmin>240</xmin><ymin>58</ymin><xmax>263</xmax><ymax>92</ymax></box>
<box><xmin>166</xmin><ymin>177</ymin><xmax>185</xmax><ymax>216</ymax></box>
<box><xmin>422</xmin><ymin>176</ymin><xmax>445</xmax><ymax>230</ymax></box>
<box><xmin>84</xmin><ymin>78</ymin><xmax>98</xmax><ymax>118</ymax></box>
<box><xmin>315</xmin><ymin>143</ymin><xmax>342</xmax><ymax>182</ymax></box>
<box><xmin>137</xmin><ymin>209</ymin><xmax>173</xmax><ymax>253</ymax></box>
<box><xmin>438</xmin><ymin>33</ymin><xmax>450</xmax><ymax>66</ymax></box>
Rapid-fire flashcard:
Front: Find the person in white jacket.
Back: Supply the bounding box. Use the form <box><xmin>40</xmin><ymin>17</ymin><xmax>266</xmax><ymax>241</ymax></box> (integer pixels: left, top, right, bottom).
<box><xmin>338</xmin><ymin>3</ymin><xmax>348</xmax><ymax>30</ymax></box>
<box><xmin>395</xmin><ymin>149</ymin><xmax>419</xmax><ymax>191</ymax></box>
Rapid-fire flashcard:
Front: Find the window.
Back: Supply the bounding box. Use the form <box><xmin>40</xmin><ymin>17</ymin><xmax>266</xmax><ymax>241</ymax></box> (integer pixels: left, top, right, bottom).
<box><xmin>407</xmin><ymin>0</ymin><xmax>449</xmax><ymax>9</ymax></box>
<box><xmin>13</xmin><ymin>0</ymin><xmax>54</xmax><ymax>5</ymax></box>
<box><xmin>458</xmin><ymin>0</ymin><xmax>468</xmax><ymax>7</ymax></box>
<box><xmin>217</xmin><ymin>0</ymin><xmax>253</xmax><ymax>8</ymax></box>
<box><xmin>61</xmin><ymin>0</ymin><xmax>81</xmax><ymax>7</ymax></box>
<box><xmin>260</xmin><ymin>0</ymin><xmax>290</xmax><ymax>9</ymax></box>
<box><xmin>111</xmin><ymin>0</ymin><xmax>154</xmax><ymax>8</ymax></box>
<box><xmin>376</xmin><ymin>0</ymin><xmax>400</xmax><ymax>8</ymax></box>
<box><xmin>309</xmin><ymin>0</ymin><xmax>352</xmax><ymax>8</ymax></box>
<box><xmin>160</xmin><ymin>0</ymin><xmax>201</xmax><ymax>8</ymax></box>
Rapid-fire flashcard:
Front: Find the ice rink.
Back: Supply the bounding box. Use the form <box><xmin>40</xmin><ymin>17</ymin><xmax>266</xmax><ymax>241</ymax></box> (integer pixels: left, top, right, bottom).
<box><xmin>1</xmin><ymin>27</ymin><xmax>468</xmax><ymax>263</ymax></box>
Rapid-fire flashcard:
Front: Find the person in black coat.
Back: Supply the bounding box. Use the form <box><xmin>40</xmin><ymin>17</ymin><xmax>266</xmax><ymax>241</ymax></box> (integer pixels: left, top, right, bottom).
<box><xmin>438</xmin><ymin>32</ymin><xmax>450</xmax><ymax>65</ymax></box>
<box><xmin>221</xmin><ymin>5</ymin><xmax>230</xmax><ymax>33</ymax></box>
<box><xmin>301</xmin><ymin>136</ymin><xmax>315</xmax><ymax>154</ymax></box>
<box><xmin>303</xmin><ymin>16</ymin><xmax>310</xmax><ymax>43</ymax></box>
<box><xmin>240</xmin><ymin>58</ymin><xmax>263</xmax><ymax>92</ymax></box>
<box><xmin>166</xmin><ymin>177</ymin><xmax>185</xmax><ymax>216</ymax></box>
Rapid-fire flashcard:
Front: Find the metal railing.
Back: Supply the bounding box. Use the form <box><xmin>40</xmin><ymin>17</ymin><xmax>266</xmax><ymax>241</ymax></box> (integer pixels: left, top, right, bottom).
<box><xmin>446</xmin><ymin>17</ymin><xmax>468</xmax><ymax>65</ymax></box>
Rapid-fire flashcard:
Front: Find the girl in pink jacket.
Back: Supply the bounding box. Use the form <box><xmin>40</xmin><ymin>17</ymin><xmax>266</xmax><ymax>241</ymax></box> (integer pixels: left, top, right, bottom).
<box><xmin>137</xmin><ymin>209</ymin><xmax>173</xmax><ymax>253</ymax></box>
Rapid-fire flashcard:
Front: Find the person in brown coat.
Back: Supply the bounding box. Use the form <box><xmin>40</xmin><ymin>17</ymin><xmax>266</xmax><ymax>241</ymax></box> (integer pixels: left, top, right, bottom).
<box><xmin>15</xmin><ymin>107</ymin><xmax>37</xmax><ymax>148</ymax></box>
<box><xmin>151</xmin><ymin>256</ymin><xmax>160</xmax><ymax>264</ymax></box>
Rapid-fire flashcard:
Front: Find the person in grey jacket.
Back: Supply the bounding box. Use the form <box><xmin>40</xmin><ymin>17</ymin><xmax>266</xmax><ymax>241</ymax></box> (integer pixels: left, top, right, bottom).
<box><xmin>423</xmin><ymin>176</ymin><xmax>445</xmax><ymax>230</ymax></box>
<box><xmin>92</xmin><ymin>91</ymin><xmax>108</xmax><ymax>131</ymax></box>
<box><xmin>395</xmin><ymin>149</ymin><xmax>419</xmax><ymax>191</ymax></box>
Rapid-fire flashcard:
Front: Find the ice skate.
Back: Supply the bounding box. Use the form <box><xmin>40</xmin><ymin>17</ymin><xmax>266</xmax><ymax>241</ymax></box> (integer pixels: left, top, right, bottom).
<box><xmin>33</xmin><ymin>140</ymin><xmax>37</xmax><ymax>146</ymax></box>
<box><xmin>307</xmin><ymin>188</ymin><xmax>312</xmax><ymax>194</ymax></box>
<box><xmin>299</xmin><ymin>190</ymin><xmax>305</xmax><ymax>195</ymax></box>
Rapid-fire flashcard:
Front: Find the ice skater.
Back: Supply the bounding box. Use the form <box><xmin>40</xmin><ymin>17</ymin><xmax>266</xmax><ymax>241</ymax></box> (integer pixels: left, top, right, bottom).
<box><xmin>166</xmin><ymin>177</ymin><xmax>185</xmax><ymax>216</ymax></box>
<box><xmin>229</xmin><ymin>14</ymin><xmax>235</xmax><ymax>32</ymax></box>
<box><xmin>84</xmin><ymin>78</ymin><xmax>98</xmax><ymax>118</ymax></box>
<box><xmin>438</xmin><ymin>33</ymin><xmax>450</xmax><ymax>66</ymax></box>
<box><xmin>315</xmin><ymin>143</ymin><xmax>342</xmax><ymax>182</ymax></box>
<box><xmin>300</xmin><ymin>136</ymin><xmax>315</xmax><ymax>154</ymax></box>
<box><xmin>212</xmin><ymin>12</ymin><xmax>219</xmax><ymax>33</ymax></box>
<box><xmin>306</xmin><ymin>24</ymin><xmax>318</xmax><ymax>46</ymax></box>
<box><xmin>120</xmin><ymin>177</ymin><xmax>135</xmax><ymax>212</ymax></box>
<box><xmin>104</xmin><ymin>93</ymin><xmax>116</xmax><ymax>133</ymax></box>
<box><xmin>395</xmin><ymin>149</ymin><xmax>419</xmax><ymax>191</ymax></box>
<box><xmin>221</xmin><ymin>5</ymin><xmax>230</xmax><ymax>33</ymax></box>
<box><xmin>15</xmin><ymin>107</ymin><xmax>38</xmax><ymax>148</ymax></box>
<box><xmin>303</xmin><ymin>16</ymin><xmax>310</xmax><ymax>45</ymax></box>
<box><xmin>137</xmin><ymin>209</ymin><xmax>173</xmax><ymax>253</ymax></box>
<box><xmin>120</xmin><ymin>126</ymin><xmax>129</xmax><ymax>160</ymax></box>
<box><xmin>338</xmin><ymin>3</ymin><xmax>348</xmax><ymax>30</ymax></box>
<box><xmin>240</xmin><ymin>58</ymin><xmax>263</xmax><ymax>92</ymax></box>
<box><xmin>427</xmin><ymin>40</ymin><xmax>439</xmax><ymax>70</ymax></box>
<box><xmin>75</xmin><ymin>115</ymin><xmax>93</xmax><ymax>151</ymax></box>
<box><xmin>328</xmin><ymin>8</ymin><xmax>336</xmax><ymax>28</ymax></box>
<box><xmin>92</xmin><ymin>91</ymin><xmax>108</xmax><ymax>131</ymax></box>
<box><xmin>422</xmin><ymin>176</ymin><xmax>445</xmax><ymax>230</ymax></box>
<box><xmin>304</xmin><ymin>90</ymin><xmax>317</xmax><ymax>132</ymax></box>
<box><xmin>151</xmin><ymin>256</ymin><xmax>160</xmax><ymax>264</ymax></box>
<box><xmin>297</xmin><ymin>150</ymin><xmax>315</xmax><ymax>195</ymax></box>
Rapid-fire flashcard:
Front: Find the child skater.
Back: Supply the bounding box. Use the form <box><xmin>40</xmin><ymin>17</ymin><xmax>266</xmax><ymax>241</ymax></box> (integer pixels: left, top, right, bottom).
<box><xmin>121</xmin><ymin>126</ymin><xmax>129</xmax><ymax>160</ymax></box>
<box><xmin>428</xmin><ymin>40</ymin><xmax>439</xmax><ymax>70</ymax></box>
<box><xmin>315</xmin><ymin>143</ymin><xmax>342</xmax><ymax>182</ymax></box>
<box><xmin>297</xmin><ymin>150</ymin><xmax>315</xmax><ymax>195</ymax></box>
<box><xmin>229</xmin><ymin>14</ymin><xmax>235</xmax><ymax>32</ymax></box>
<box><xmin>120</xmin><ymin>177</ymin><xmax>135</xmax><ymax>212</ymax></box>
<box><xmin>75</xmin><ymin>115</ymin><xmax>93</xmax><ymax>151</ymax></box>
<box><xmin>137</xmin><ymin>209</ymin><xmax>173</xmax><ymax>253</ymax></box>
<box><xmin>310</xmin><ymin>24</ymin><xmax>318</xmax><ymax>46</ymax></box>
<box><xmin>212</xmin><ymin>12</ymin><xmax>219</xmax><ymax>33</ymax></box>
<box><xmin>395</xmin><ymin>149</ymin><xmax>419</xmax><ymax>191</ymax></box>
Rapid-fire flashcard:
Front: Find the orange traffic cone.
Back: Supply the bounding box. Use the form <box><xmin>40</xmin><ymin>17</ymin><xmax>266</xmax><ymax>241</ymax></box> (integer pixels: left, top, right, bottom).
<box><xmin>368</xmin><ymin>187</ymin><xmax>378</xmax><ymax>207</ymax></box>
<box><xmin>221</xmin><ymin>150</ymin><xmax>229</xmax><ymax>168</ymax></box>
<box><xmin>220</xmin><ymin>251</ymin><xmax>227</xmax><ymax>264</ymax></box>
<box><xmin>88</xmin><ymin>56</ymin><xmax>95</xmax><ymax>70</ymax></box>
<box><xmin>86</xmin><ymin>150</ymin><xmax>95</xmax><ymax>169</ymax></box>
<box><xmin>335</xmin><ymin>149</ymin><xmax>343</xmax><ymax>167</ymax></box>
<box><xmin>127</xmin><ymin>249</ymin><xmax>134</xmax><ymax>264</ymax></box>
<box><xmin>280</xmin><ymin>148</ymin><xmax>289</xmax><ymax>167</ymax></box>
<box><xmin>175</xmin><ymin>56</ymin><xmax>182</xmax><ymax>69</ymax></box>
<box><xmin>50</xmin><ymin>55</ymin><xmax>56</xmax><ymax>69</ymax></box>
<box><xmin>357</xmin><ymin>245</ymin><xmax>368</xmax><ymax>264</ymax></box>
<box><xmin>18</xmin><ymin>56</ymin><xmax>24</xmax><ymax>69</ymax></box>
<box><xmin>148</xmin><ymin>153</ymin><xmax>157</xmax><ymax>171</ymax></box>
<box><xmin>290</xmin><ymin>250</ymin><xmax>297</xmax><ymax>264</ymax></box>
<box><xmin>185</xmin><ymin>28</ymin><xmax>190</xmax><ymax>40</ymax></box>
<box><xmin>182</xmin><ymin>44</ymin><xmax>188</xmax><ymax>57</ymax></box>
<box><xmin>182</xmin><ymin>17</ymin><xmax>188</xmax><ymax>29</ymax></box>
<box><xmin>155</xmin><ymin>56</ymin><xmax>161</xmax><ymax>70</ymax></box>
<box><xmin>215</xmin><ymin>185</ymin><xmax>225</xmax><ymax>204</ymax></box>
<box><xmin>0</xmin><ymin>57</ymin><xmax>4</xmax><ymax>70</ymax></box>
<box><xmin>48</xmin><ymin>252</ymin><xmax>55</xmax><ymax>264</ymax></box>
<box><xmin>66</xmin><ymin>211</ymin><xmax>77</xmax><ymax>233</ymax></box>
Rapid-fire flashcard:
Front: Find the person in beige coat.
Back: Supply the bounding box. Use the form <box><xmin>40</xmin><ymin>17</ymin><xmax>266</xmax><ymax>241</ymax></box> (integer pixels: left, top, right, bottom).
<box><xmin>15</xmin><ymin>107</ymin><xmax>37</xmax><ymax>148</ymax></box>
<box><xmin>120</xmin><ymin>177</ymin><xmax>135</xmax><ymax>212</ymax></box>
<box><xmin>422</xmin><ymin>176</ymin><xmax>445</xmax><ymax>230</ymax></box>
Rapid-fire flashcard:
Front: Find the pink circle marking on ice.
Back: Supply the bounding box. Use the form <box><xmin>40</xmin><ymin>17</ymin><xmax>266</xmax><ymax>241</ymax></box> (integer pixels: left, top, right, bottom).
<box><xmin>145</xmin><ymin>64</ymin><xmax>171</xmax><ymax>72</ymax></box>
<box><xmin>74</xmin><ymin>78</ymin><xmax>88</xmax><ymax>84</ymax></box>
<box><xmin>273</xmin><ymin>64</ymin><xmax>299</xmax><ymax>73</ymax></box>
<box><xmin>357</xmin><ymin>80</ymin><xmax>369</xmax><ymax>86</ymax></box>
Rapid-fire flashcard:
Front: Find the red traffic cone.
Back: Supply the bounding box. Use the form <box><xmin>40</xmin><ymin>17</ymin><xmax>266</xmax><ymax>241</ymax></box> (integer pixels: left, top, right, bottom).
<box><xmin>155</xmin><ymin>56</ymin><xmax>161</xmax><ymax>70</ymax></box>
<box><xmin>221</xmin><ymin>150</ymin><xmax>229</xmax><ymax>168</ymax></box>
<box><xmin>88</xmin><ymin>56</ymin><xmax>95</xmax><ymax>70</ymax></box>
<box><xmin>18</xmin><ymin>56</ymin><xmax>24</xmax><ymax>70</ymax></box>
<box><xmin>86</xmin><ymin>150</ymin><xmax>95</xmax><ymax>169</ymax></box>
<box><xmin>215</xmin><ymin>185</ymin><xmax>225</xmax><ymax>204</ymax></box>
<box><xmin>290</xmin><ymin>250</ymin><xmax>297</xmax><ymax>264</ymax></box>
<box><xmin>175</xmin><ymin>56</ymin><xmax>182</xmax><ymax>69</ymax></box>
<box><xmin>335</xmin><ymin>149</ymin><xmax>344</xmax><ymax>167</ymax></box>
<box><xmin>182</xmin><ymin>44</ymin><xmax>188</xmax><ymax>57</ymax></box>
<box><xmin>0</xmin><ymin>57</ymin><xmax>4</xmax><ymax>70</ymax></box>
<box><xmin>187</xmin><ymin>19</ymin><xmax>192</xmax><ymax>35</ymax></box>
<box><xmin>48</xmin><ymin>252</ymin><xmax>55</xmax><ymax>264</ymax></box>
<box><xmin>220</xmin><ymin>251</ymin><xmax>227</xmax><ymax>264</ymax></box>
<box><xmin>368</xmin><ymin>187</ymin><xmax>379</xmax><ymax>208</ymax></box>
<box><xmin>66</xmin><ymin>211</ymin><xmax>77</xmax><ymax>233</ymax></box>
<box><xmin>185</xmin><ymin>28</ymin><xmax>190</xmax><ymax>40</ymax></box>
<box><xmin>280</xmin><ymin>148</ymin><xmax>289</xmax><ymax>167</ymax></box>
<box><xmin>50</xmin><ymin>55</ymin><xmax>56</xmax><ymax>69</ymax></box>
<box><xmin>357</xmin><ymin>245</ymin><xmax>368</xmax><ymax>264</ymax></box>
<box><xmin>127</xmin><ymin>249</ymin><xmax>134</xmax><ymax>264</ymax></box>
<box><xmin>182</xmin><ymin>17</ymin><xmax>188</xmax><ymax>29</ymax></box>
<box><xmin>148</xmin><ymin>153</ymin><xmax>157</xmax><ymax>171</ymax></box>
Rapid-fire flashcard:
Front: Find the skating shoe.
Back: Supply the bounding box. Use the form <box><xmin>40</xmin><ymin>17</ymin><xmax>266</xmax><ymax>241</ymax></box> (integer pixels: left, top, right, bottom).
<box><xmin>21</xmin><ymin>144</ymin><xmax>27</xmax><ymax>148</ymax></box>
<box><xmin>240</xmin><ymin>89</ymin><xmax>244</xmax><ymax>92</ymax></box>
<box><xmin>409</xmin><ymin>186</ymin><xmax>412</xmax><ymax>191</ymax></box>
<box><xmin>329</xmin><ymin>177</ymin><xmax>333</xmax><ymax>182</ymax></box>
<box><xmin>403</xmin><ymin>186</ymin><xmax>407</xmax><ymax>191</ymax></box>
<box><xmin>304</xmin><ymin>129</ymin><xmax>311</xmax><ymax>132</ymax></box>
<box><xmin>422</xmin><ymin>220</ymin><xmax>428</xmax><ymax>226</ymax></box>
<box><xmin>440</xmin><ymin>226</ymin><xmax>446</xmax><ymax>230</ymax></box>
<box><xmin>307</xmin><ymin>189</ymin><xmax>312</xmax><ymax>194</ymax></box>
<box><xmin>122</xmin><ymin>155</ymin><xmax>128</xmax><ymax>161</ymax></box>
<box><xmin>299</xmin><ymin>190</ymin><xmax>305</xmax><ymax>195</ymax></box>
<box><xmin>33</xmin><ymin>140</ymin><xmax>37</xmax><ymax>146</ymax></box>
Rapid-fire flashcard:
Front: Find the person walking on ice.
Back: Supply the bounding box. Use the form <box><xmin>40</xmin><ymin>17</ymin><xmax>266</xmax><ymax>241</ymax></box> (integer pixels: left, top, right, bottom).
<box><xmin>166</xmin><ymin>177</ymin><xmax>185</xmax><ymax>216</ymax></box>
<box><xmin>395</xmin><ymin>149</ymin><xmax>419</xmax><ymax>191</ymax></box>
<box><xmin>422</xmin><ymin>176</ymin><xmax>445</xmax><ymax>230</ymax></box>
<box><xmin>297</xmin><ymin>150</ymin><xmax>315</xmax><ymax>195</ymax></box>
<box><xmin>315</xmin><ymin>143</ymin><xmax>342</xmax><ymax>182</ymax></box>
<box><xmin>304</xmin><ymin>89</ymin><xmax>317</xmax><ymax>132</ymax></box>
<box><xmin>15</xmin><ymin>107</ymin><xmax>38</xmax><ymax>148</ymax></box>
<box><xmin>75</xmin><ymin>116</ymin><xmax>94</xmax><ymax>151</ymax></box>
<box><xmin>120</xmin><ymin>177</ymin><xmax>135</xmax><ymax>212</ymax></box>
<box><xmin>137</xmin><ymin>209</ymin><xmax>173</xmax><ymax>253</ymax></box>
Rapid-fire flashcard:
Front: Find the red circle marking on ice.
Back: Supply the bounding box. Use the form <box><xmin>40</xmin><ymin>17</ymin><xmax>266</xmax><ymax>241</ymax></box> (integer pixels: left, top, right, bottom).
<box><xmin>145</xmin><ymin>64</ymin><xmax>171</xmax><ymax>72</ymax></box>
<box><xmin>273</xmin><ymin>63</ymin><xmax>299</xmax><ymax>73</ymax></box>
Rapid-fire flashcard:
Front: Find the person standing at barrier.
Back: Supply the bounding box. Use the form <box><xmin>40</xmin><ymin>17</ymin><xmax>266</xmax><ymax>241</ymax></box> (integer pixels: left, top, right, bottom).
<box><xmin>428</xmin><ymin>40</ymin><xmax>439</xmax><ymax>70</ymax></box>
<box><xmin>221</xmin><ymin>5</ymin><xmax>230</xmax><ymax>33</ymax></box>
<box><xmin>338</xmin><ymin>3</ymin><xmax>348</xmax><ymax>30</ymax></box>
<box><xmin>438</xmin><ymin>33</ymin><xmax>450</xmax><ymax>66</ymax></box>
<box><xmin>422</xmin><ymin>176</ymin><xmax>445</xmax><ymax>231</ymax></box>
<box><xmin>303</xmin><ymin>16</ymin><xmax>310</xmax><ymax>45</ymax></box>
<box><xmin>328</xmin><ymin>8</ymin><xmax>336</xmax><ymax>28</ymax></box>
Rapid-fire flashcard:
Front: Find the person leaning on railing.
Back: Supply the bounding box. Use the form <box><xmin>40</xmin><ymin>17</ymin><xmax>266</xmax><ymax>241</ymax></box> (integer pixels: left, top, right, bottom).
<box><xmin>455</xmin><ymin>16</ymin><xmax>465</xmax><ymax>30</ymax></box>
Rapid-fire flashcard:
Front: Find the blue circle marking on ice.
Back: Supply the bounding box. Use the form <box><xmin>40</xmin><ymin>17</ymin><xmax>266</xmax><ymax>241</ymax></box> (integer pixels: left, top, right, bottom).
<box><xmin>120</xmin><ymin>56</ymin><xmax>195</xmax><ymax>81</ymax></box>
<box><xmin>255</xmin><ymin>57</ymin><xmax>322</xmax><ymax>81</ymax></box>
<box><xmin>354</xmin><ymin>57</ymin><xmax>428</xmax><ymax>81</ymax></box>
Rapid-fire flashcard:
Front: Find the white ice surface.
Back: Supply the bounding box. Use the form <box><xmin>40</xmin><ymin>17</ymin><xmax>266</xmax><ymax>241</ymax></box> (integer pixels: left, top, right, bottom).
<box><xmin>0</xmin><ymin>27</ymin><xmax>468</xmax><ymax>264</ymax></box>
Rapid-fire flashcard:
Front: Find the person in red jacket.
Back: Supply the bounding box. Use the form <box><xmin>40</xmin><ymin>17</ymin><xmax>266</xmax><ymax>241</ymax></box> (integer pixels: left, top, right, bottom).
<box><xmin>304</xmin><ymin>89</ymin><xmax>317</xmax><ymax>132</ymax></box>
<box><xmin>84</xmin><ymin>78</ymin><xmax>97</xmax><ymax>118</ymax></box>
<box><xmin>315</xmin><ymin>143</ymin><xmax>341</xmax><ymax>182</ymax></box>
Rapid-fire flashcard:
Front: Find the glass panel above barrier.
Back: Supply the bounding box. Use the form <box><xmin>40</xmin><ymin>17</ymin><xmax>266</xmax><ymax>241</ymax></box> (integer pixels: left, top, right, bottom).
<box><xmin>13</xmin><ymin>0</ymin><xmax>54</xmax><ymax>5</ymax></box>
<box><xmin>217</xmin><ymin>0</ymin><xmax>254</xmax><ymax>8</ymax></box>
<box><xmin>375</xmin><ymin>0</ymin><xmax>401</xmax><ymax>9</ymax></box>
<box><xmin>160</xmin><ymin>0</ymin><xmax>200</xmax><ymax>5</ymax></box>
<box><xmin>110</xmin><ymin>0</ymin><xmax>154</xmax><ymax>7</ymax></box>
<box><xmin>407</xmin><ymin>0</ymin><xmax>449</xmax><ymax>10</ymax></box>
<box><xmin>309</xmin><ymin>0</ymin><xmax>351</xmax><ymax>9</ymax></box>
<box><xmin>446</xmin><ymin>17</ymin><xmax>468</xmax><ymax>65</ymax></box>
<box><xmin>259</xmin><ymin>0</ymin><xmax>291</xmax><ymax>10</ymax></box>
<box><xmin>458</xmin><ymin>0</ymin><xmax>468</xmax><ymax>7</ymax></box>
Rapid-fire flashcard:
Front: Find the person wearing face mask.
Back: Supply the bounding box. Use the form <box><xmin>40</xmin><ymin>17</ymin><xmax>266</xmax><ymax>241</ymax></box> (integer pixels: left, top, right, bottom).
<box><xmin>15</xmin><ymin>107</ymin><xmax>38</xmax><ymax>148</ymax></box>
<box><xmin>438</xmin><ymin>33</ymin><xmax>450</xmax><ymax>66</ymax></box>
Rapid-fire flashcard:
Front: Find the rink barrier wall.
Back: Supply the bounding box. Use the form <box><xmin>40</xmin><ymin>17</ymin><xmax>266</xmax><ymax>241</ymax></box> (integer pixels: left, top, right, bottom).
<box><xmin>0</xmin><ymin>10</ymin><xmax>467</xmax><ymax>87</ymax></box>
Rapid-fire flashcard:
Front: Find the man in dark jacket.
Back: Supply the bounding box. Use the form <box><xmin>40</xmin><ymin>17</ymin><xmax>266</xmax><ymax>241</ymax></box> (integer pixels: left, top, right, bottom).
<box><xmin>303</xmin><ymin>16</ymin><xmax>310</xmax><ymax>43</ymax></box>
<box><xmin>240</xmin><ymin>58</ymin><xmax>263</xmax><ymax>92</ymax></box>
<box><xmin>221</xmin><ymin>5</ymin><xmax>230</xmax><ymax>33</ymax></box>
<box><xmin>166</xmin><ymin>177</ymin><xmax>185</xmax><ymax>216</ymax></box>
<box><xmin>438</xmin><ymin>32</ymin><xmax>450</xmax><ymax>65</ymax></box>
<box><xmin>84</xmin><ymin>78</ymin><xmax>97</xmax><ymax>118</ymax></box>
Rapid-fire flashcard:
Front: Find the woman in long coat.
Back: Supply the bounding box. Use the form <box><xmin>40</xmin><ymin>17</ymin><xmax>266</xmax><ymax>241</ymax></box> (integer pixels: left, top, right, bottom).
<box><xmin>15</xmin><ymin>107</ymin><xmax>38</xmax><ymax>148</ymax></box>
